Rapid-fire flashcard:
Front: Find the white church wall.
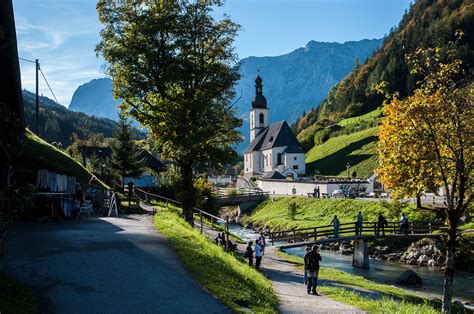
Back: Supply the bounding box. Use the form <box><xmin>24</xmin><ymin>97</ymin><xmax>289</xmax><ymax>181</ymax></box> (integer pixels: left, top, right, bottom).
<box><xmin>257</xmin><ymin>179</ymin><xmax>370</xmax><ymax>197</ymax></box>
<box><xmin>283</xmin><ymin>153</ymin><xmax>306</xmax><ymax>174</ymax></box>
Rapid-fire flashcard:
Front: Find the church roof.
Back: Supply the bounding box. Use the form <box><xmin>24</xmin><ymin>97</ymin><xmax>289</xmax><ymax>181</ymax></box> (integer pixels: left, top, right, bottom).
<box><xmin>245</xmin><ymin>121</ymin><xmax>305</xmax><ymax>154</ymax></box>
<box><xmin>262</xmin><ymin>170</ymin><xmax>286</xmax><ymax>180</ymax></box>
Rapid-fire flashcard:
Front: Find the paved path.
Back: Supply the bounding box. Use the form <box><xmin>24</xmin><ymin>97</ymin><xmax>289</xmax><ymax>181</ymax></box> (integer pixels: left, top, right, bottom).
<box><xmin>4</xmin><ymin>213</ymin><xmax>229</xmax><ymax>313</ymax></box>
<box><xmin>194</xmin><ymin>219</ymin><xmax>363</xmax><ymax>313</ymax></box>
<box><xmin>262</xmin><ymin>247</ymin><xmax>363</xmax><ymax>314</ymax></box>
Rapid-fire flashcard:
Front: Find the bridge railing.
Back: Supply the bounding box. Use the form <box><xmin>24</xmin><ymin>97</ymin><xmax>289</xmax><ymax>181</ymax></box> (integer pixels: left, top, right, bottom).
<box><xmin>215</xmin><ymin>191</ymin><xmax>269</xmax><ymax>200</ymax></box>
<box><xmin>135</xmin><ymin>188</ymin><xmax>232</xmax><ymax>250</ymax></box>
<box><xmin>268</xmin><ymin>221</ymin><xmax>446</xmax><ymax>245</ymax></box>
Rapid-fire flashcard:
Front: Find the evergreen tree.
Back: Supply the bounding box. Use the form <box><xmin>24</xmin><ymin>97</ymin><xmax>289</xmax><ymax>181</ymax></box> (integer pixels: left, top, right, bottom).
<box><xmin>107</xmin><ymin>117</ymin><xmax>144</xmax><ymax>191</ymax></box>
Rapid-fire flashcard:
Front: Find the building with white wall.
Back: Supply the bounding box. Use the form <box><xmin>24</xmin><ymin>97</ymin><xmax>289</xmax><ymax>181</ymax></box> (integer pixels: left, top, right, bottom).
<box><xmin>244</xmin><ymin>73</ymin><xmax>306</xmax><ymax>178</ymax></box>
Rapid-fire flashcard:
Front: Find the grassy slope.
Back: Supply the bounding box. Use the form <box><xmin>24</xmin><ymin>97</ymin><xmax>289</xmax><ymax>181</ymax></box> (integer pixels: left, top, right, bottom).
<box><xmin>20</xmin><ymin>129</ymin><xmax>105</xmax><ymax>186</ymax></box>
<box><xmin>336</xmin><ymin>107</ymin><xmax>382</xmax><ymax>127</ymax></box>
<box><xmin>275</xmin><ymin>251</ymin><xmax>465</xmax><ymax>314</ymax></box>
<box><xmin>242</xmin><ymin>197</ymin><xmax>432</xmax><ymax>231</ymax></box>
<box><xmin>306</xmin><ymin>126</ymin><xmax>379</xmax><ymax>178</ymax></box>
<box><xmin>154</xmin><ymin>204</ymin><xmax>279</xmax><ymax>313</ymax></box>
<box><xmin>0</xmin><ymin>274</ymin><xmax>37</xmax><ymax>314</ymax></box>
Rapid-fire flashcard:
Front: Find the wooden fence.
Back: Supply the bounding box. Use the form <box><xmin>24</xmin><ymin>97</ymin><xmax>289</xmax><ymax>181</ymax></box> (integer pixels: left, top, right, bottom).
<box><xmin>268</xmin><ymin>221</ymin><xmax>446</xmax><ymax>245</ymax></box>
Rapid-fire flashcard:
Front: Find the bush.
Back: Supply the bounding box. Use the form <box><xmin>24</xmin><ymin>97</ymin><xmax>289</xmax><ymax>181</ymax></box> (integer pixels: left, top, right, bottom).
<box><xmin>194</xmin><ymin>177</ymin><xmax>218</xmax><ymax>215</ymax></box>
<box><xmin>287</xmin><ymin>201</ymin><xmax>299</xmax><ymax>220</ymax></box>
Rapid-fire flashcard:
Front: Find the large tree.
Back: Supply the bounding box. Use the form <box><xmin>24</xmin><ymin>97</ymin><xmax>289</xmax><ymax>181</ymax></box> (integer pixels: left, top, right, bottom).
<box><xmin>378</xmin><ymin>40</ymin><xmax>473</xmax><ymax>313</ymax></box>
<box><xmin>96</xmin><ymin>0</ymin><xmax>242</xmax><ymax>223</ymax></box>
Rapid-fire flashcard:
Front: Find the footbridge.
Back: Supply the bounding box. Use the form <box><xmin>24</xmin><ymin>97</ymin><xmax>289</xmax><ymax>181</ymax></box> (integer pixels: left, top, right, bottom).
<box><xmin>215</xmin><ymin>191</ymin><xmax>269</xmax><ymax>213</ymax></box>
<box><xmin>269</xmin><ymin>221</ymin><xmax>447</xmax><ymax>269</ymax></box>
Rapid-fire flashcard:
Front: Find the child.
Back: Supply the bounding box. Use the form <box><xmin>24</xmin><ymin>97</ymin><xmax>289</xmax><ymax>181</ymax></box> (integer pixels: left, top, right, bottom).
<box><xmin>245</xmin><ymin>241</ymin><xmax>254</xmax><ymax>266</ymax></box>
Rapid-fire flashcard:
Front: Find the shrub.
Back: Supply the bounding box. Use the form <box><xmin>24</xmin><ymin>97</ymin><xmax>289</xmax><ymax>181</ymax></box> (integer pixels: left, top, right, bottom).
<box><xmin>288</xmin><ymin>201</ymin><xmax>299</xmax><ymax>220</ymax></box>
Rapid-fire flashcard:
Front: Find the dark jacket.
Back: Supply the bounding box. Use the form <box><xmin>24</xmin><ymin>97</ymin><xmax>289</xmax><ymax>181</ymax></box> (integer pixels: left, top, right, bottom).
<box><xmin>304</xmin><ymin>250</ymin><xmax>322</xmax><ymax>271</ymax></box>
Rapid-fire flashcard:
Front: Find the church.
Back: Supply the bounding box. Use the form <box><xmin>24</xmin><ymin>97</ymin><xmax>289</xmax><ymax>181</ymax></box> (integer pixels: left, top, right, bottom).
<box><xmin>244</xmin><ymin>73</ymin><xmax>306</xmax><ymax>179</ymax></box>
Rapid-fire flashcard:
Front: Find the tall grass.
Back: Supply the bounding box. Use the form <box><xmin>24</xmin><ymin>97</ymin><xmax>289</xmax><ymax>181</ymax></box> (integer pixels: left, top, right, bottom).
<box><xmin>154</xmin><ymin>206</ymin><xmax>279</xmax><ymax>313</ymax></box>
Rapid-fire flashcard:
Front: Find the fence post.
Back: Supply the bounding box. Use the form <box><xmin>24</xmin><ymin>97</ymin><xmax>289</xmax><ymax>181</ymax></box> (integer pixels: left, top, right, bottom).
<box><xmin>225</xmin><ymin>218</ymin><xmax>229</xmax><ymax>251</ymax></box>
<box><xmin>314</xmin><ymin>228</ymin><xmax>317</xmax><ymax>241</ymax></box>
<box><xmin>293</xmin><ymin>229</ymin><xmax>296</xmax><ymax>243</ymax></box>
<box><xmin>200</xmin><ymin>210</ymin><xmax>203</xmax><ymax>234</ymax></box>
<box><xmin>429</xmin><ymin>222</ymin><xmax>432</xmax><ymax>234</ymax></box>
<box><xmin>271</xmin><ymin>232</ymin><xmax>274</xmax><ymax>246</ymax></box>
<box><xmin>411</xmin><ymin>223</ymin><xmax>414</xmax><ymax>235</ymax></box>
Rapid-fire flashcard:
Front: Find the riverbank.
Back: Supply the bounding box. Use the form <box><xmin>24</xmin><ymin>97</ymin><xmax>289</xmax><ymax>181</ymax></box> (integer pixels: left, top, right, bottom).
<box><xmin>275</xmin><ymin>249</ymin><xmax>469</xmax><ymax>313</ymax></box>
<box><xmin>241</xmin><ymin>197</ymin><xmax>435</xmax><ymax>231</ymax></box>
<box><xmin>153</xmin><ymin>204</ymin><xmax>279</xmax><ymax>313</ymax></box>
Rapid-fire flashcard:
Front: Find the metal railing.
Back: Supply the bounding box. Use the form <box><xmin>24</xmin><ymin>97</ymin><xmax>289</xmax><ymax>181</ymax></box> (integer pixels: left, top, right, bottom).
<box><xmin>268</xmin><ymin>221</ymin><xmax>446</xmax><ymax>245</ymax></box>
<box><xmin>135</xmin><ymin>188</ymin><xmax>232</xmax><ymax>251</ymax></box>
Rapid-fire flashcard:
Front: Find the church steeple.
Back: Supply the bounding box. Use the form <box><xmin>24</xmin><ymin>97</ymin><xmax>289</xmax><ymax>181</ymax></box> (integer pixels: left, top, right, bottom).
<box><xmin>251</xmin><ymin>70</ymin><xmax>267</xmax><ymax>109</ymax></box>
<box><xmin>250</xmin><ymin>70</ymin><xmax>269</xmax><ymax>141</ymax></box>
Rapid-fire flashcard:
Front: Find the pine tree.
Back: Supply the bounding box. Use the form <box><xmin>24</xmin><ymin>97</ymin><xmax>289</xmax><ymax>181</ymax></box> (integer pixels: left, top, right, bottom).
<box><xmin>107</xmin><ymin>117</ymin><xmax>144</xmax><ymax>191</ymax></box>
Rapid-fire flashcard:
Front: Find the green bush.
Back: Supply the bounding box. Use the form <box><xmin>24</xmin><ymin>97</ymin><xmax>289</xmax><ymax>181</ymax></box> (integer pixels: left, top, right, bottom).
<box><xmin>287</xmin><ymin>201</ymin><xmax>298</xmax><ymax>220</ymax></box>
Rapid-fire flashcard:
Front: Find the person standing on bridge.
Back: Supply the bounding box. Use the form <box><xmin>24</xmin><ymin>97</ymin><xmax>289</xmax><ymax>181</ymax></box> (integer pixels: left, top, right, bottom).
<box><xmin>377</xmin><ymin>213</ymin><xmax>387</xmax><ymax>235</ymax></box>
<box><xmin>304</xmin><ymin>245</ymin><xmax>322</xmax><ymax>295</ymax></box>
<box><xmin>331</xmin><ymin>215</ymin><xmax>340</xmax><ymax>238</ymax></box>
<box><xmin>355</xmin><ymin>211</ymin><xmax>363</xmax><ymax>235</ymax></box>
<box><xmin>400</xmin><ymin>213</ymin><xmax>409</xmax><ymax>235</ymax></box>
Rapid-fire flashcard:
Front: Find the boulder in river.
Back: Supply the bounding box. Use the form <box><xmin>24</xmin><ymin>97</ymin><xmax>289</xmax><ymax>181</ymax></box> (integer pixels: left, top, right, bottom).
<box><xmin>395</xmin><ymin>270</ymin><xmax>423</xmax><ymax>286</ymax></box>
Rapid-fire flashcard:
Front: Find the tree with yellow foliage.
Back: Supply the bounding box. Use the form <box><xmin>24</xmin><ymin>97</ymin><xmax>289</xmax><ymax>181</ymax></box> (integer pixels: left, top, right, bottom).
<box><xmin>377</xmin><ymin>39</ymin><xmax>473</xmax><ymax>313</ymax></box>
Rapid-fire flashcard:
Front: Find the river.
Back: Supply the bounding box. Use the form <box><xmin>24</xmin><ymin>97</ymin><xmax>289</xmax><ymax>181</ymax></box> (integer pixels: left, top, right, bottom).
<box><xmin>227</xmin><ymin>223</ymin><xmax>474</xmax><ymax>303</ymax></box>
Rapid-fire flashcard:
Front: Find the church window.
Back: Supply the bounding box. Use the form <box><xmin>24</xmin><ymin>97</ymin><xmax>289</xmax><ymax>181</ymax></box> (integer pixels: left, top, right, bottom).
<box><xmin>277</xmin><ymin>153</ymin><xmax>282</xmax><ymax>165</ymax></box>
<box><xmin>294</xmin><ymin>156</ymin><xmax>297</xmax><ymax>161</ymax></box>
<box><xmin>293</xmin><ymin>165</ymin><xmax>299</xmax><ymax>170</ymax></box>
<box><xmin>259</xmin><ymin>113</ymin><xmax>264</xmax><ymax>124</ymax></box>
<box><xmin>269</xmin><ymin>136</ymin><xmax>274</xmax><ymax>142</ymax></box>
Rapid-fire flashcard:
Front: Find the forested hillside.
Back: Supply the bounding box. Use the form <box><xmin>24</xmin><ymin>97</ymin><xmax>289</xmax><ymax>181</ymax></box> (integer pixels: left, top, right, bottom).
<box><xmin>23</xmin><ymin>90</ymin><xmax>119</xmax><ymax>146</ymax></box>
<box><xmin>296</xmin><ymin>0</ymin><xmax>474</xmax><ymax>150</ymax></box>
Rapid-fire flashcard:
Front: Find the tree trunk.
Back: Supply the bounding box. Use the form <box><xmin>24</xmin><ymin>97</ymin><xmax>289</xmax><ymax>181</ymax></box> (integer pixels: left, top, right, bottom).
<box><xmin>442</xmin><ymin>221</ymin><xmax>458</xmax><ymax>313</ymax></box>
<box><xmin>416</xmin><ymin>195</ymin><xmax>422</xmax><ymax>209</ymax></box>
<box><xmin>180</xmin><ymin>162</ymin><xmax>194</xmax><ymax>226</ymax></box>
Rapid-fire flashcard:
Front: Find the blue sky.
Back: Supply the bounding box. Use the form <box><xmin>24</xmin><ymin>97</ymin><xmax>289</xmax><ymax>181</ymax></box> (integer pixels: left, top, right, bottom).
<box><xmin>14</xmin><ymin>0</ymin><xmax>411</xmax><ymax>106</ymax></box>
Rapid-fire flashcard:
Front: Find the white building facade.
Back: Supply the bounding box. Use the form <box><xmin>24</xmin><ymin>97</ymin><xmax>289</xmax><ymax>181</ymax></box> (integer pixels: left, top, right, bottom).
<box><xmin>244</xmin><ymin>73</ymin><xmax>306</xmax><ymax>178</ymax></box>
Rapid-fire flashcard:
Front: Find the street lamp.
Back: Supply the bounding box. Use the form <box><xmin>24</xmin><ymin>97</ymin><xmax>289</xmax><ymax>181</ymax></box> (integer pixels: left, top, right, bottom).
<box><xmin>346</xmin><ymin>162</ymin><xmax>350</xmax><ymax>178</ymax></box>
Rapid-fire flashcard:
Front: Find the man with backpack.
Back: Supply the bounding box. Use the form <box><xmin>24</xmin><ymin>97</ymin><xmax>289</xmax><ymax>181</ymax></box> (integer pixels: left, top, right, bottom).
<box><xmin>377</xmin><ymin>213</ymin><xmax>388</xmax><ymax>235</ymax></box>
<box><xmin>303</xmin><ymin>245</ymin><xmax>322</xmax><ymax>295</ymax></box>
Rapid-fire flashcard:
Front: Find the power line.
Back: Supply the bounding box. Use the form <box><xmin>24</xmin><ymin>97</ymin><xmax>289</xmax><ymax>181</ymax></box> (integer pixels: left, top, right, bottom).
<box><xmin>39</xmin><ymin>67</ymin><xmax>61</xmax><ymax>106</ymax></box>
<box><xmin>19</xmin><ymin>57</ymin><xmax>36</xmax><ymax>63</ymax></box>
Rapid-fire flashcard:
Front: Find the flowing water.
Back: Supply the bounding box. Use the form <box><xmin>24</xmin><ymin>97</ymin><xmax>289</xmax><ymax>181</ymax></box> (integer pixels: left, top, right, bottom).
<box><xmin>228</xmin><ymin>223</ymin><xmax>474</xmax><ymax>303</ymax></box>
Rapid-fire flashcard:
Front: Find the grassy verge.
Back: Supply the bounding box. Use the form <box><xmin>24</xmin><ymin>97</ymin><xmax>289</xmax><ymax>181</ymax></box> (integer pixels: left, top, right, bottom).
<box><xmin>275</xmin><ymin>250</ymin><xmax>466</xmax><ymax>313</ymax></box>
<box><xmin>21</xmin><ymin>129</ymin><xmax>108</xmax><ymax>187</ymax></box>
<box><xmin>242</xmin><ymin>197</ymin><xmax>433</xmax><ymax>231</ymax></box>
<box><xmin>154</xmin><ymin>205</ymin><xmax>279</xmax><ymax>313</ymax></box>
<box><xmin>0</xmin><ymin>274</ymin><xmax>37</xmax><ymax>314</ymax></box>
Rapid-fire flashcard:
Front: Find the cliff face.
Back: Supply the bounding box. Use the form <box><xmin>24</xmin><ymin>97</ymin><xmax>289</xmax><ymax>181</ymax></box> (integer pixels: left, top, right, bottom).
<box><xmin>68</xmin><ymin>78</ymin><xmax>121</xmax><ymax>120</ymax></box>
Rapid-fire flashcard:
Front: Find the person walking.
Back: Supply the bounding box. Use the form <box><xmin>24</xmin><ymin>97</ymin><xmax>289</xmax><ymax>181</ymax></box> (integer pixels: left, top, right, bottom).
<box><xmin>400</xmin><ymin>213</ymin><xmax>409</xmax><ymax>235</ymax></box>
<box><xmin>255</xmin><ymin>241</ymin><xmax>264</xmax><ymax>270</ymax></box>
<box><xmin>377</xmin><ymin>213</ymin><xmax>387</xmax><ymax>235</ymax></box>
<box><xmin>245</xmin><ymin>241</ymin><xmax>254</xmax><ymax>266</ymax></box>
<box><xmin>355</xmin><ymin>211</ymin><xmax>363</xmax><ymax>235</ymax></box>
<box><xmin>331</xmin><ymin>215</ymin><xmax>340</xmax><ymax>238</ymax></box>
<box><xmin>304</xmin><ymin>245</ymin><xmax>322</xmax><ymax>295</ymax></box>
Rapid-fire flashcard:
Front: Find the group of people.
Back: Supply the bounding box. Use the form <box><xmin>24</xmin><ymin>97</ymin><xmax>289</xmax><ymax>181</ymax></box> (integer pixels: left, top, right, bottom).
<box><xmin>329</xmin><ymin>212</ymin><xmax>411</xmax><ymax>237</ymax></box>
<box><xmin>244</xmin><ymin>233</ymin><xmax>266</xmax><ymax>270</ymax></box>
<box><xmin>215</xmin><ymin>232</ymin><xmax>238</xmax><ymax>251</ymax></box>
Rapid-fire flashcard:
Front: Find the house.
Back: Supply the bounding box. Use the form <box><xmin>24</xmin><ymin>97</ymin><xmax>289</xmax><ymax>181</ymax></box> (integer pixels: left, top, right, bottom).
<box><xmin>244</xmin><ymin>73</ymin><xmax>306</xmax><ymax>178</ymax></box>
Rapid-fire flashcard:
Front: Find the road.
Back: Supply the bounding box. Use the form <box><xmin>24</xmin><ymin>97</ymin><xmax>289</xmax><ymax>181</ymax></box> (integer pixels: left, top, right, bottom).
<box><xmin>4</xmin><ymin>214</ymin><xmax>229</xmax><ymax>313</ymax></box>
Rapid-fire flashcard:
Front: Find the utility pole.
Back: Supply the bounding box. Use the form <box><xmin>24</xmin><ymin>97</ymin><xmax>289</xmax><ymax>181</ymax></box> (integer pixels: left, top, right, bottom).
<box><xmin>35</xmin><ymin>59</ymin><xmax>39</xmax><ymax>135</ymax></box>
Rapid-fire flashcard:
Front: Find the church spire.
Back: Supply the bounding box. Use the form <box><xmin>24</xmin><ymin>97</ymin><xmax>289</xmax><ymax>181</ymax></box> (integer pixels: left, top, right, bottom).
<box><xmin>251</xmin><ymin>69</ymin><xmax>267</xmax><ymax>109</ymax></box>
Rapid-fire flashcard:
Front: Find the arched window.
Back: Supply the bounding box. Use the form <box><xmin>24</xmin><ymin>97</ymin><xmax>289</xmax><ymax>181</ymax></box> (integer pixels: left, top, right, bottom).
<box><xmin>259</xmin><ymin>113</ymin><xmax>264</xmax><ymax>124</ymax></box>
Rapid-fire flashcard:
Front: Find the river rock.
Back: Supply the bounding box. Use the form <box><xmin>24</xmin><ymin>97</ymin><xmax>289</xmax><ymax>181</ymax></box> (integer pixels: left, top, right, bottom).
<box><xmin>421</xmin><ymin>245</ymin><xmax>434</xmax><ymax>256</ymax></box>
<box><xmin>417</xmin><ymin>254</ymin><xmax>430</xmax><ymax>265</ymax></box>
<box><xmin>395</xmin><ymin>270</ymin><xmax>423</xmax><ymax>286</ymax></box>
<box><xmin>427</xmin><ymin>259</ymin><xmax>437</xmax><ymax>267</ymax></box>
<box><xmin>436</xmin><ymin>255</ymin><xmax>446</xmax><ymax>264</ymax></box>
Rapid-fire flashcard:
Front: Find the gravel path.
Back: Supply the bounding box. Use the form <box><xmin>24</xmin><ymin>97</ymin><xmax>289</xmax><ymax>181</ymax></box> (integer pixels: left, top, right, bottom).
<box><xmin>4</xmin><ymin>213</ymin><xmax>229</xmax><ymax>313</ymax></box>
